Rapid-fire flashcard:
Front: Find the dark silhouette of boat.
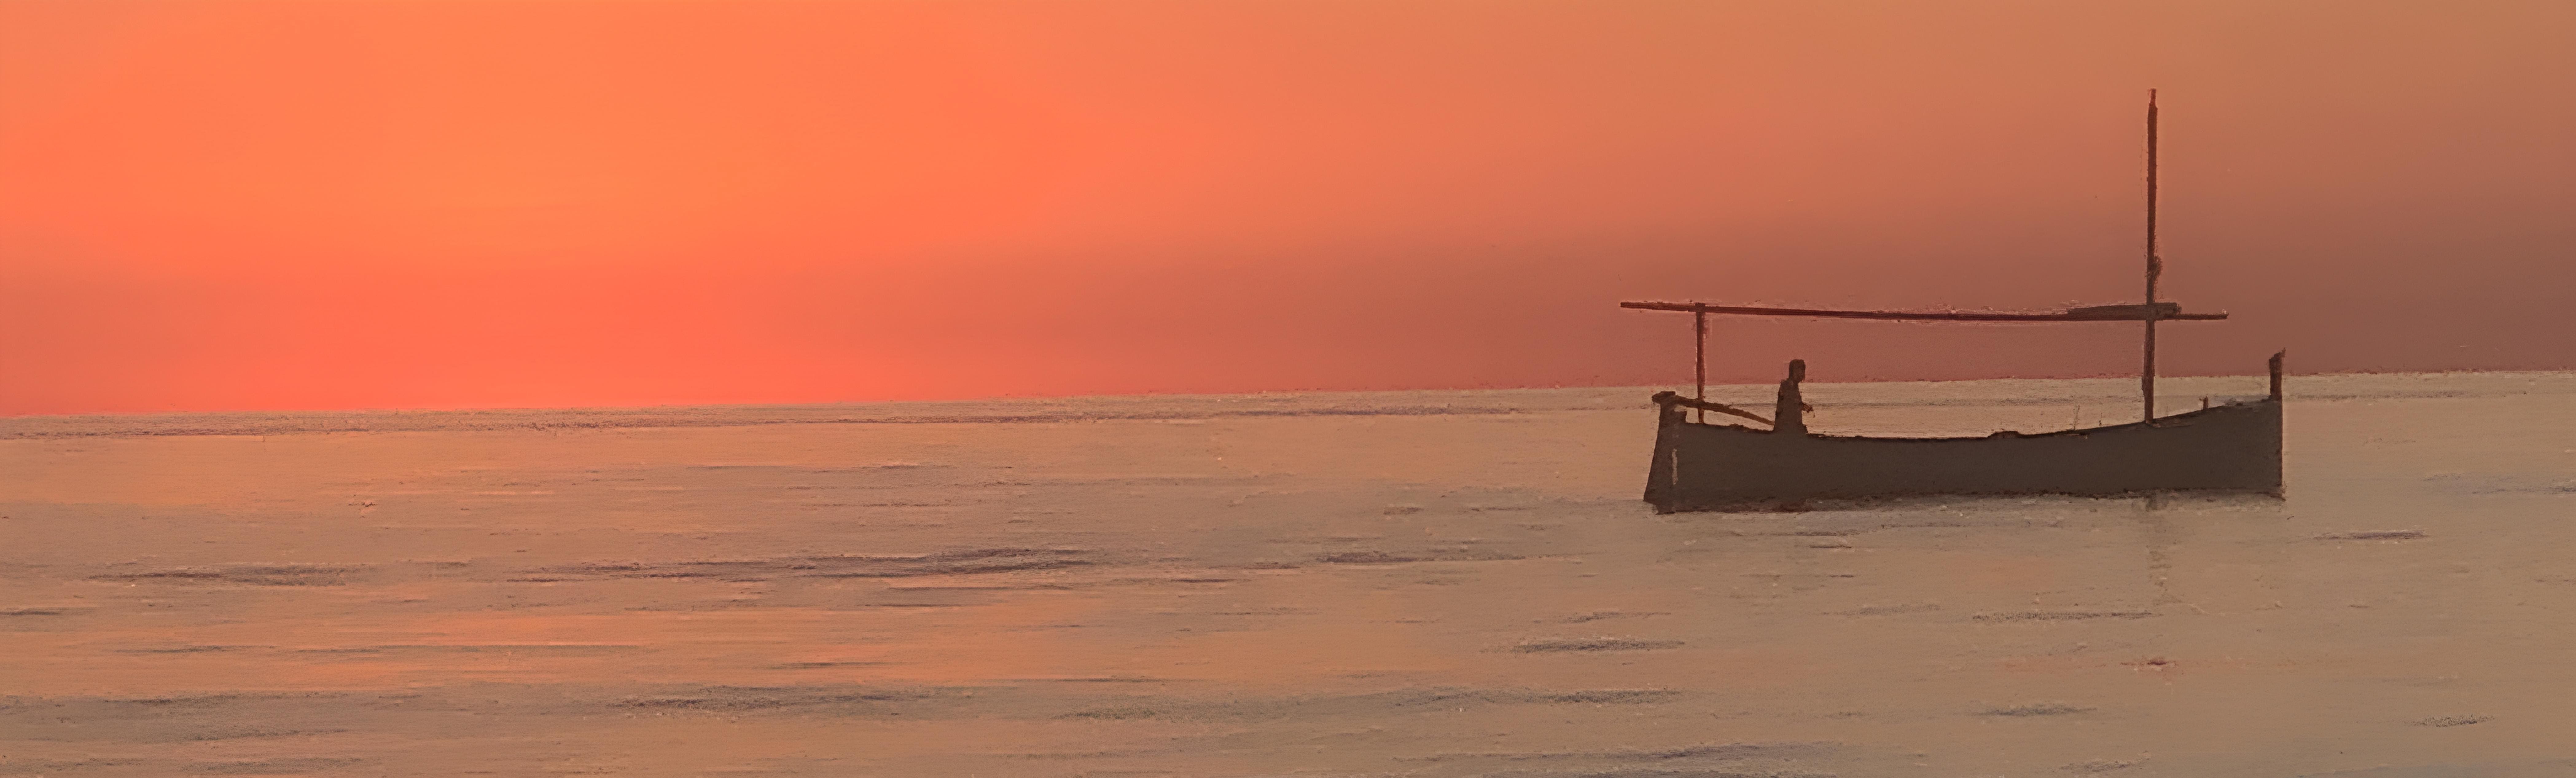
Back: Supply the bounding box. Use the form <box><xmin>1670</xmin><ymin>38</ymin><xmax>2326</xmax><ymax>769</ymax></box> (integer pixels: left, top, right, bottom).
<box><xmin>1624</xmin><ymin>93</ymin><xmax>2284</xmax><ymax>512</ymax></box>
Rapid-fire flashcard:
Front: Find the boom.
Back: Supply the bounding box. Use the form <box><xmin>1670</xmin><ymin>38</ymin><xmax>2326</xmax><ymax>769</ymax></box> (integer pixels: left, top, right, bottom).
<box><xmin>1617</xmin><ymin>301</ymin><xmax>2226</xmax><ymax>322</ymax></box>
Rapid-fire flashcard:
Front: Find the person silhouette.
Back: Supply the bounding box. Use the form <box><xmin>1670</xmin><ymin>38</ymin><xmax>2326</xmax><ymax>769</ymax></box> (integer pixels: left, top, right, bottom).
<box><xmin>1774</xmin><ymin>359</ymin><xmax>1809</xmax><ymax>436</ymax></box>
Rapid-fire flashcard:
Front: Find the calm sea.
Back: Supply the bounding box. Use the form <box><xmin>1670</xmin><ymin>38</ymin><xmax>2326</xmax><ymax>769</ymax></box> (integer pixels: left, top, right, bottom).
<box><xmin>4</xmin><ymin>371</ymin><xmax>2571</xmax><ymax>776</ymax></box>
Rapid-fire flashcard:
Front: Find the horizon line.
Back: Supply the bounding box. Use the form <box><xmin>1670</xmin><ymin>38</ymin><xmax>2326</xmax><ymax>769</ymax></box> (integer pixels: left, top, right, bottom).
<box><xmin>6</xmin><ymin>366</ymin><xmax>2566</xmax><ymax>422</ymax></box>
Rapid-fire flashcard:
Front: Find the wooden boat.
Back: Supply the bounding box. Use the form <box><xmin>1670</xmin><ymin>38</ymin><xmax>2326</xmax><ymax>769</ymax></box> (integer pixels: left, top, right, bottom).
<box><xmin>1641</xmin><ymin>357</ymin><xmax>2283</xmax><ymax>511</ymax></box>
<box><xmin>1624</xmin><ymin>92</ymin><xmax>2285</xmax><ymax>512</ymax></box>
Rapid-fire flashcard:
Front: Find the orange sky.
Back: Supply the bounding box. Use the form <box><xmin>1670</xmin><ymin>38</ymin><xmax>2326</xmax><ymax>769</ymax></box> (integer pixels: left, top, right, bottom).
<box><xmin>3</xmin><ymin>1</ymin><xmax>2570</xmax><ymax>415</ymax></box>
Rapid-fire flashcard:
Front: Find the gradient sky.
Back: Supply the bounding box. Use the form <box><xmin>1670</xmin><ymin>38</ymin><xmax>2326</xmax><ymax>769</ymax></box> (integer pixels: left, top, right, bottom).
<box><xmin>3</xmin><ymin>1</ymin><xmax>2570</xmax><ymax>415</ymax></box>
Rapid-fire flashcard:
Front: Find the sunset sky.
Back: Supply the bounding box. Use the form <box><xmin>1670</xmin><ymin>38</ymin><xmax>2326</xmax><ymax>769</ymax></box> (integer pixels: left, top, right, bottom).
<box><xmin>3</xmin><ymin>1</ymin><xmax>2570</xmax><ymax>415</ymax></box>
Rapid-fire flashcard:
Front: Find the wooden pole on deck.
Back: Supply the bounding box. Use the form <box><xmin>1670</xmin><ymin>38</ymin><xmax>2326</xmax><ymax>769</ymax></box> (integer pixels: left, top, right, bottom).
<box><xmin>2142</xmin><ymin>89</ymin><xmax>2162</xmax><ymax>423</ymax></box>
<box><xmin>1693</xmin><ymin>308</ymin><xmax>1707</xmax><ymax>422</ymax></box>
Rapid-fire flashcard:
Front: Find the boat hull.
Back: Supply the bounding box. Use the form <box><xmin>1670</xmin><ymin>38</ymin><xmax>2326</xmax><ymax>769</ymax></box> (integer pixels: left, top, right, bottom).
<box><xmin>1644</xmin><ymin>397</ymin><xmax>2283</xmax><ymax>512</ymax></box>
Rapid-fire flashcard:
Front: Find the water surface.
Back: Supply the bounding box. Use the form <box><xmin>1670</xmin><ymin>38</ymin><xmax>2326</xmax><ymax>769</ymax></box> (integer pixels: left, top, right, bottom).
<box><xmin>5</xmin><ymin>373</ymin><xmax>2572</xmax><ymax>776</ymax></box>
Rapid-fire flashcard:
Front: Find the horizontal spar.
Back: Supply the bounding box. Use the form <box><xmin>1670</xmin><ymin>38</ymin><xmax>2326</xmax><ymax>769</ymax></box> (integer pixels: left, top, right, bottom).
<box><xmin>1651</xmin><ymin>391</ymin><xmax>1773</xmax><ymax>426</ymax></box>
<box><xmin>1618</xmin><ymin>301</ymin><xmax>2227</xmax><ymax>322</ymax></box>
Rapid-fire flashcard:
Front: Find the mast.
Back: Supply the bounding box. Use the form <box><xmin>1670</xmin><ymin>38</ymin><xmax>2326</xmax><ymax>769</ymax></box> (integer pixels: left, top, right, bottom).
<box><xmin>2142</xmin><ymin>89</ymin><xmax>2161</xmax><ymax>423</ymax></box>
